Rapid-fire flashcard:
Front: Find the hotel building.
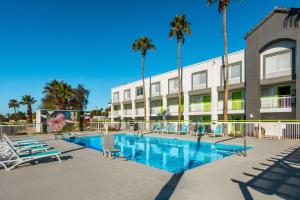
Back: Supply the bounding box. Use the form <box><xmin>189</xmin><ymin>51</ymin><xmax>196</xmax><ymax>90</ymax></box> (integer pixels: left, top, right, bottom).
<box><xmin>110</xmin><ymin>7</ymin><xmax>300</xmax><ymax>121</ymax></box>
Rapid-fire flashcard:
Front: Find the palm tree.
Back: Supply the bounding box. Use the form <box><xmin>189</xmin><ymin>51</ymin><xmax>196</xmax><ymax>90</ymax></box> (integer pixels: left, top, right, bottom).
<box><xmin>20</xmin><ymin>95</ymin><xmax>37</xmax><ymax>123</ymax></box>
<box><xmin>132</xmin><ymin>37</ymin><xmax>156</xmax><ymax>121</ymax></box>
<box><xmin>168</xmin><ymin>15</ymin><xmax>191</xmax><ymax>123</ymax></box>
<box><xmin>43</xmin><ymin>80</ymin><xmax>74</xmax><ymax>109</ymax></box>
<box><xmin>207</xmin><ymin>0</ymin><xmax>231</xmax><ymax>134</ymax></box>
<box><xmin>8</xmin><ymin>99</ymin><xmax>19</xmax><ymax>114</ymax></box>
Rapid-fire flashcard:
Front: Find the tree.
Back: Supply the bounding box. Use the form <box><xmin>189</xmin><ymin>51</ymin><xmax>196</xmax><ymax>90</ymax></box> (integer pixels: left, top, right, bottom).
<box><xmin>0</xmin><ymin>114</ymin><xmax>7</xmax><ymax>122</ymax></box>
<box><xmin>8</xmin><ymin>99</ymin><xmax>19</xmax><ymax>114</ymax></box>
<box><xmin>20</xmin><ymin>95</ymin><xmax>37</xmax><ymax>123</ymax></box>
<box><xmin>9</xmin><ymin>111</ymin><xmax>26</xmax><ymax>121</ymax></box>
<box><xmin>168</xmin><ymin>15</ymin><xmax>191</xmax><ymax>123</ymax></box>
<box><xmin>43</xmin><ymin>79</ymin><xmax>74</xmax><ymax>109</ymax></box>
<box><xmin>132</xmin><ymin>36</ymin><xmax>156</xmax><ymax>121</ymax></box>
<box><xmin>69</xmin><ymin>84</ymin><xmax>90</xmax><ymax>110</ymax></box>
<box><xmin>207</xmin><ymin>0</ymin><xmax>231</xmax><ymax>134</ymax></box>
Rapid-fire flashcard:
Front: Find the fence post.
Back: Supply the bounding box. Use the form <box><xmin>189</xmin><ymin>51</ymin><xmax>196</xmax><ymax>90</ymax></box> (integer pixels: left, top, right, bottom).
<box><xmin>278</xmin><ymin>121</ymin><xmax>282</xmax><ymax>140</ymax></box>
<box><xmin>244</xmin><ymin>132</ymin><xmax>247</xmax><ymax>157</ymax></box>
<box><xmin>258</xmin><ymin>121</ymin><xmax>262</xmax><ymax>139</ymax></box>
<box><xmin>97</xmin><ymin>122</ymin><xmax>100</xmax><ymax>131</ymax></box>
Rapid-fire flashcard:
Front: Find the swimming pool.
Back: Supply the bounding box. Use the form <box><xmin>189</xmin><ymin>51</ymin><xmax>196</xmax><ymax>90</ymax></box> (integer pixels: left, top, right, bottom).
<box><xmin>64</xmin><ymin>134</ymin><xmax>250</xmax><ymax>173</ymax></box>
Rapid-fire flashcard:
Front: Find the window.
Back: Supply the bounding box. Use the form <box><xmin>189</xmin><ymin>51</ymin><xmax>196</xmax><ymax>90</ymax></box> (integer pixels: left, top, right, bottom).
<box><xmin>230</xmin><ymin>64</ymin><xmax>241</xmax><ymax>79</ymax></box>
<box><xmin>113</xmin><ymin>92</ymin><xmax>119</xmax><ymax>103</ymax></box>
<box><xmin>151</xmin><ymin>82</ymin><xmax>160</xmax><ymax>96</ymax></box>
<box><xmin>265</xmin><ymin>51</ymin><xmax>291</xmax><ymax>73</ymax></box>
<box><xmin>169</xmin><ymin>78</ymin><xmax>178</xmax><ymax>94</ymax></box>
<box><xmin>136</xmin><ymin>87</ymin><xmax>143</xmax><ymax>97</ymax></box>
<box><xmin>124</xmin><ymin>89</ymin><xmax>131</xmax><ymax>101</ymax></box>
<box><xmin>222</xmin><ymin>62</ymin><xmax>241</xmax><ymax>84</ymax></box>
<box><xmin>192</xmin><ymin>72</ymin><xmax>207</xmax><ymax>90</ymax></box>
<box><xmin>261</xmin><ymin>87</ymin><xmax>275</xmax><ymax>97</ymax></box>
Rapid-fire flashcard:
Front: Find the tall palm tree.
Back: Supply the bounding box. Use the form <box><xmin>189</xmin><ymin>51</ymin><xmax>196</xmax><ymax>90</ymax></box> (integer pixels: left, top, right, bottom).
<box><xmin>207</xmin><ymin>0</ymin><xmax>231</xmax><ymax>134</ymax></box>
<box><xmin>8</xmin><ymin>99</ymin><xmax>19</xmax><ymax>114</ymax></box>
<box><xmin>168</xmin><ymin>15</ymin><xmax>191</xmax><ymax>122</ymax></box>
<box><xmin>20</xmin><ymin>95</ymin><xmax>37</xmax><ymax>123</ymax></box>
<box><xmin>132</xmin><ymin>37</ymin><xmax>156</xmax><ymax>121</ymax></box>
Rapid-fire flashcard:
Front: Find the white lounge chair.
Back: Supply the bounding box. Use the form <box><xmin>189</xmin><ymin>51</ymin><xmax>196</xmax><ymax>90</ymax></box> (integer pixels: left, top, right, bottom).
<box><xmin>2</xmin><ymin>136</ymin><xmax>49</xmax><ymax>154</ymax></box>
<box><xmin>1</xmin><ymin>133</ymin><xmax>43</xmax><ymax>146</ymax></box>
<box><xmin>0</xmin><ymin>140</ymin><xmax>61</xmax><ymax>171</ymax></box>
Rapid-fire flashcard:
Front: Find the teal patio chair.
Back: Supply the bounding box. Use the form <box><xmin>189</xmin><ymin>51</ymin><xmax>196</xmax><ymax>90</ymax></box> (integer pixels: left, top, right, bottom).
<box><xmin>180</xmin><ymin>124</ymin><xmax>188</xmax><ymax>135</ymax></box>
<box><xmin>169</xmin><ymin>123</ymin><xmax>179</xmax><ymax>134</ymax></box>
<box><xmin>208</xmin><ymin>125</ymin><xmax>223</xmax><ymax>138</ymax></box>
<box><xmin>197</xmin><ymin>125</ymin><xmax>206</xmax><ymax>136</ymax></box>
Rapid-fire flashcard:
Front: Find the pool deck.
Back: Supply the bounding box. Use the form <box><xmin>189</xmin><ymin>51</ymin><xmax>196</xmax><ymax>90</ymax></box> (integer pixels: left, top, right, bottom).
<box><xmin>0</xmin><ymin>132</ymin><xmax>300</xmax><ymax>200</ymax></box>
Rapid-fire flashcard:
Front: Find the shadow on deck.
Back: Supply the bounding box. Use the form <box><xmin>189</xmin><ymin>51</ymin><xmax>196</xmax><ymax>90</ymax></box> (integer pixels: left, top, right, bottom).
<box><xmin>232</xmin><ymin>144</ymin><xmax>300</xmax><ymax>200</ymax></box>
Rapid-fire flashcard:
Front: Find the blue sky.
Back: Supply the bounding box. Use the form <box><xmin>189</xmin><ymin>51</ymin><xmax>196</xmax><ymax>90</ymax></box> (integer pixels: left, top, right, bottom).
<box><xmin>0</xmin><ymin>0</ymin><xmax>299</xmax><ymax>114</ymax></box>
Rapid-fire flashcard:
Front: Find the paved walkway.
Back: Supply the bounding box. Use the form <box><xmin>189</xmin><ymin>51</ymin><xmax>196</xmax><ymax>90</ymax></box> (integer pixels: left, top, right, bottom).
<box><xmin>0</xmin><ymin>133</ymin><xmax>299</xmax><ymax>200</ymax></box>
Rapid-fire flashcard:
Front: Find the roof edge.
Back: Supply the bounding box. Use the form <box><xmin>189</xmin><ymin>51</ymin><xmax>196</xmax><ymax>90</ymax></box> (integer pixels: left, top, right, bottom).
<box><xmin>245</xmin><ymin>7</ymin><xmax>300</xmax><ymax>39</ymax></box>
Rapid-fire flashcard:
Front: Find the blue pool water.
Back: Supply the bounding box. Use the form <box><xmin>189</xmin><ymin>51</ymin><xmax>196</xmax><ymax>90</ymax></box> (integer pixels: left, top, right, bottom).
<box><xmin>64</xmin><ymin>134</ymin><xmax>251</xmax><ymax>173</ymax></box>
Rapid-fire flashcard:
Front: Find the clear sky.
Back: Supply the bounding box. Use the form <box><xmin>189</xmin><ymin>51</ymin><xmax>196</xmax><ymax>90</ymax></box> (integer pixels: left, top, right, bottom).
<box><xmin>0</xmin><ymin>0</ymin><xmax>299</xmax><ymax>114</ymax></box>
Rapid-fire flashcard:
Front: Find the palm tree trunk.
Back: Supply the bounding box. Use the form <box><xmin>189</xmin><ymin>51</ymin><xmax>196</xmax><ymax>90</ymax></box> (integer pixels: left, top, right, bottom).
<box><xmin>177</xmin><ymin>41</ymin><xmax>182</xmax><ymax>124</ymax></box>
<box><xmin>27</xmin><ymin>104</ymin><xmax>33</xmax><ymax>123</ymax></box>
<box><xmin>142</xmin><ymin>55</ymin><xmax>147</xmax><ymax>121</ymax></box>
<box><xmin>13</xmin><ymin>107</ymin><xmax>16</xmax><ymax>114</ymax></box>
<box><xmin>223</xmin><ymin>6</ymin><xmax>229</xmax><ymax>135</ymax></box>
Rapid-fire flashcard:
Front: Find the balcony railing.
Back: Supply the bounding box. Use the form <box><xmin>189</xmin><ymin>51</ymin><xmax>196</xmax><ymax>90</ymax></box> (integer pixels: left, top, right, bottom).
<box><xmin>189</xmin><ymin>103</ymin><xmax>211</xmax><ymax>112</ymax></box>
<box><xmin>114</xmin><ymin>110</ymin><xmax>121</xmax><ymax>116</ymax></box>
<box><xmin>123</xmin><ymin>109</ymin><xmax>132</xmax><ymax>116</ymax></box>
<box><xmin>136</xmin><ymin>95</ymin><xmax>143</xmax><ymax>99</ymax></box>
<box><xmin>169</xmin><ymin>89</ymin><xmax>178</xmax><ymax>94</ymax></box>
<box><xmin>135</xmin><ymin>108</ymin><xmax>144</xmax><ymax>115</ymax></box>
<box><xmin>261</xmin><ymin>96</ymin><xmax>296</xmax><ymax>109</ymax></box>
<box><xmin>124</xmin><ymin>97</ymin><xmax>131</xmax><ymax>101</ymax></box>
<box><xmin>151</xmin><ymin>107</ymin><xmax>161</xmax><ymax>114</ymax></box>
<box><xmin>218</xmin><ymin>100</ymin><xmax>245</xmax><ymax>111</ymax></box>
<box><xmin>151</xmin><ymin>92</ymin><xmax>160</xmax><ymax>97</ymax></box>
<box><xmin>113</xmin><ymin>100</ymin><xmax>120</xmax><ymax>104</ymax></box>
<box><xmin>167</xmin><ymin>105</ymin><xmax>179</xmax><ymax>113</ymax></box>
<box><xmin>109</xmin><ymin>110</ymin><xmax>121</xmax><ymax>117</ymax></box>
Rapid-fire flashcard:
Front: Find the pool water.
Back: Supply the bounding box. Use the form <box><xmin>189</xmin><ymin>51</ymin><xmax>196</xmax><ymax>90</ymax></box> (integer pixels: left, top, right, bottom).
<box><xmin>64</xmin><ymin>134</ymin><xmax>251</xmax><ymax>173</ymax></box>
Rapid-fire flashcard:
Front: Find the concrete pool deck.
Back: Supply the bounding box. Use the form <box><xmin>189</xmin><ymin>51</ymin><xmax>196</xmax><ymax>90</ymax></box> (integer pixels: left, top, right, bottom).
<box><xmin>0</xmin><ymin>133</ymin><xmax>299</xmax><ymax>200</ymax></box>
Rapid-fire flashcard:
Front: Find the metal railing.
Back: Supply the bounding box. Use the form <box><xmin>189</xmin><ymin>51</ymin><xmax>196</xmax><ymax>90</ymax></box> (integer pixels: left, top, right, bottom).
<box><xmin>218</xmin><ymin>100</ymin><xmax>245</xmax><ymax>111</ymax></box>
<box><xmin>261</xmin><ymin>96</ymin><xmax>296</xmax><ymax>109</ymax></box>
<box><xmin>135</xmin><ymin>108</ymin><xmax>144</xmax><ymax>115</ymax></box>
<box><xmin>1</xmin><ymin>121</ymin><xmax>300</xmax><ymax>141</ymax></box>
<box><xmin>123</xmin><ymin>109</ymin><xmax>132</xmax><ymax>116</ymax></box>
<box><xmin>167</xmin><ymin>105</ymin><xmax>178</xmax><ymax>113</ymax></box>
<box><xmin>0</xmin><ymin>124</ymin><xmax>37</xmax><ymax>136</ymax></box>
<box><xmin>189</xmin><ymin>103</ymin><xmax>211</xmax><ymax>112</ymax></box>
<box><xmin>151</xmin><ymin>107</ymin><xmax>161</xmax><ymax>115</ymax></box>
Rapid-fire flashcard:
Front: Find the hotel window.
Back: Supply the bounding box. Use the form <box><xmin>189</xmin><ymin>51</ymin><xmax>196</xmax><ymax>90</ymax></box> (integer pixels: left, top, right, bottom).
<box><xmin>265</xmin><ymin>51</ymin><xmax>291</xmax><ymax>74</ymax></box>
<box><xmin>151</xmin><ymin>82</ymin><xmax>160</xmax><ymax>97</ymax></box>
<box><xmin>230</xmin><ymin>64</ymin><xmax>241</xmax><ymax>79</ymax></box>
<box><xmin>192</xmin><ymin>71</ymin><xmax>207</xmax><ymax>90</ymax></box>
<box><xmin>168</xmin><ymin>78</ymin><xmax>178</xmax><ymax>94</ymax></box>
<box><xmin>124</xmin><ymin>89</ymin><xmax>131</xmax><ymax>101</ymax></box>
<box><xmin>136</xmin><ymin>87</ymin><xmax>143</xmax><ymax>97</ymax></box>
<box><xmin>222</xmin><ymin>62</ymin><xmax>241</xmax><ymax>84</ymax></box>
<box><xmin>113</xmin><ymin>92</ymin><xmax>119</xmax><ymax>103</ymax></box>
